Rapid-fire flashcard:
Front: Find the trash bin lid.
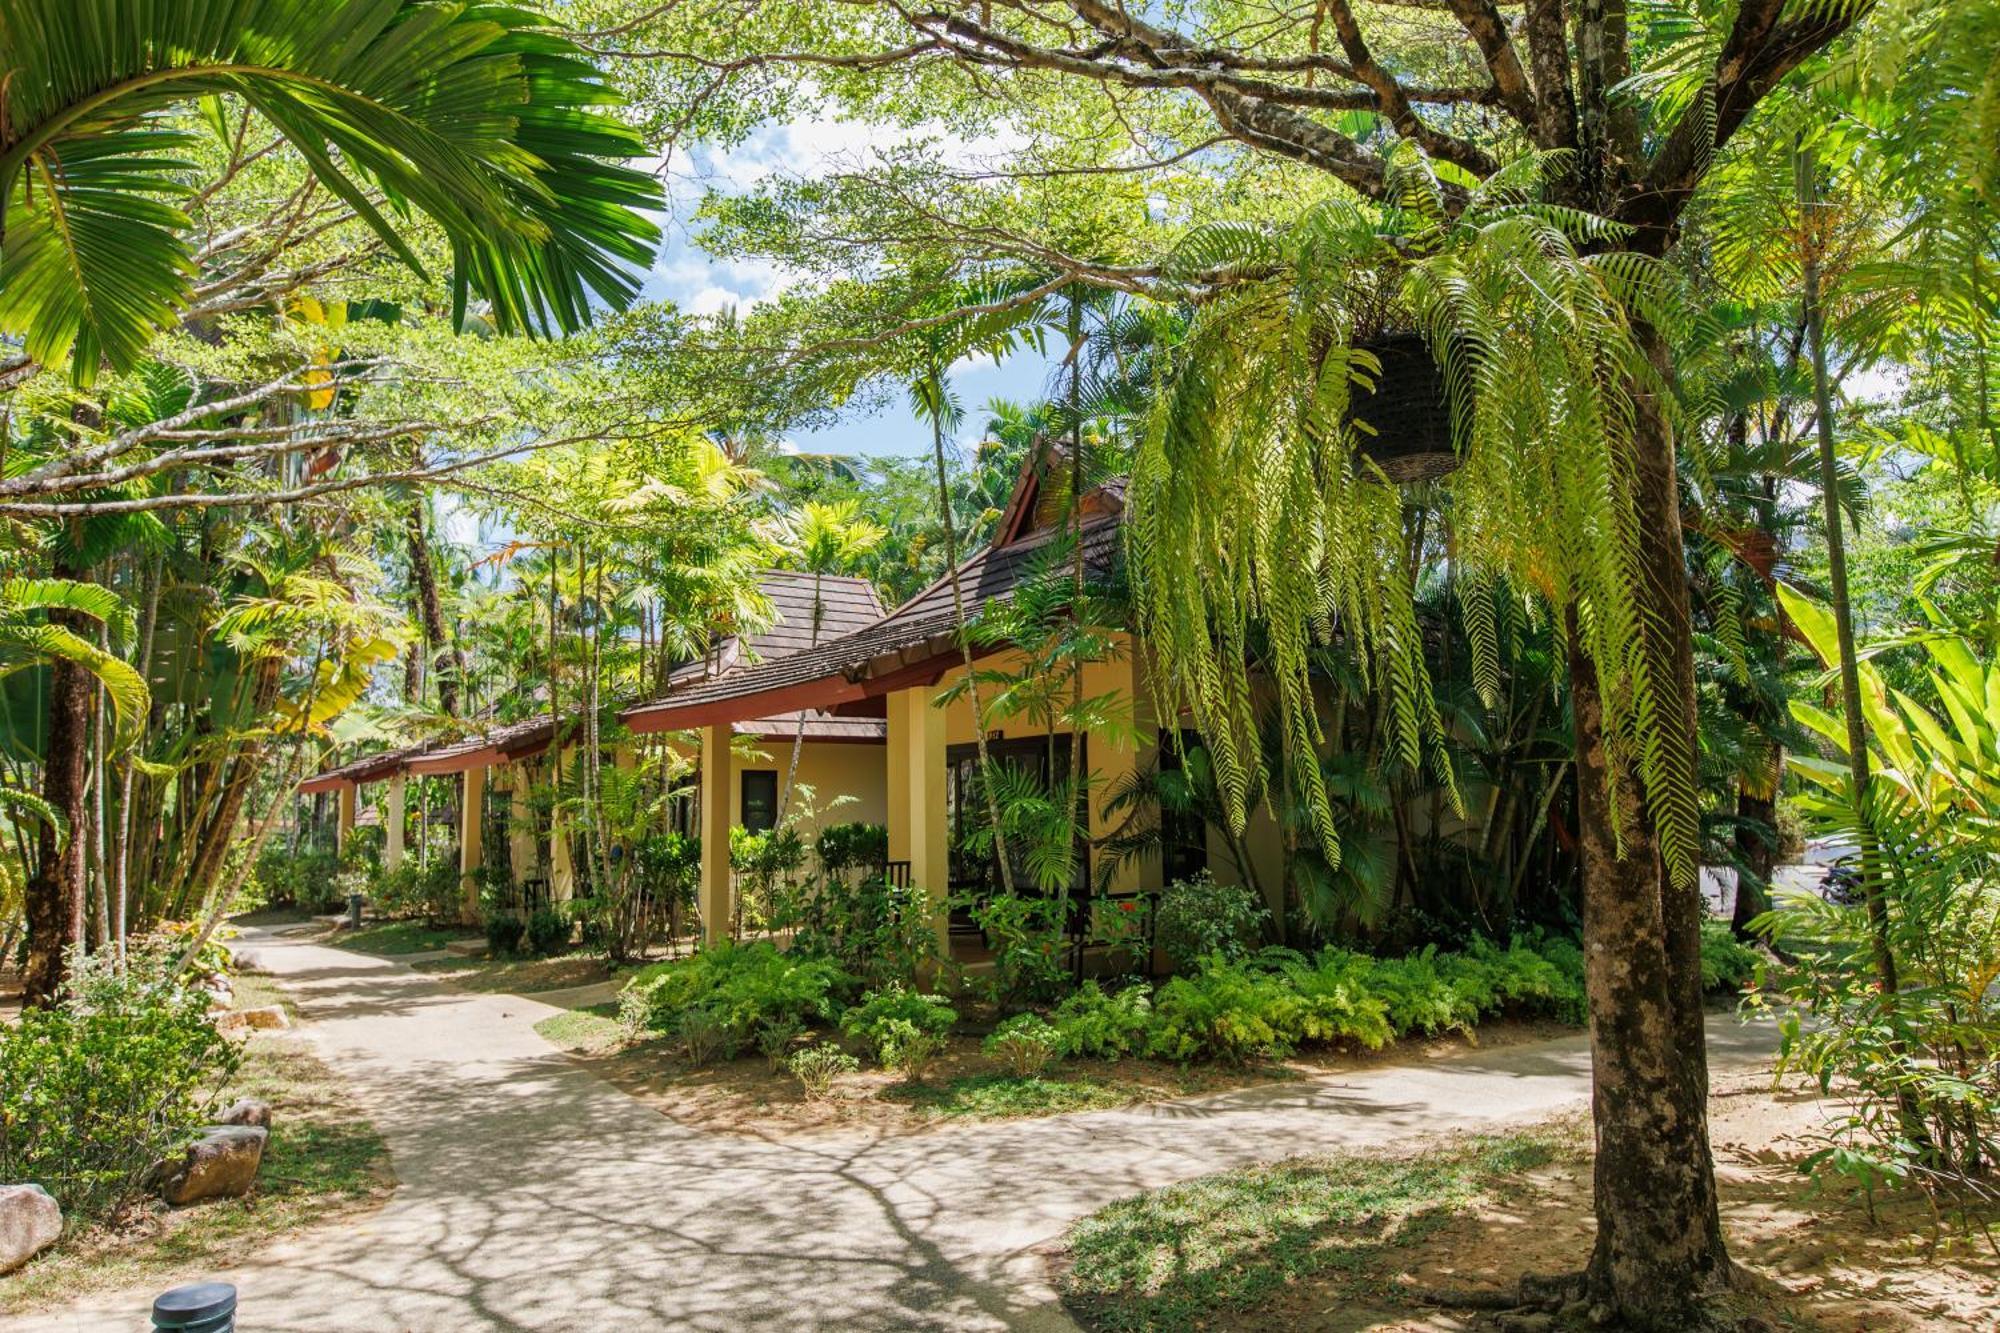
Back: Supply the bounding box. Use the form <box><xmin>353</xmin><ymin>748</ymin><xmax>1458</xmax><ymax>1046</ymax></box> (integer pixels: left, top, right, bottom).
<box><xmin>152</xmin><ymin>1282</ymin><xmax>237</xmax><ymax>1325</ymax></box>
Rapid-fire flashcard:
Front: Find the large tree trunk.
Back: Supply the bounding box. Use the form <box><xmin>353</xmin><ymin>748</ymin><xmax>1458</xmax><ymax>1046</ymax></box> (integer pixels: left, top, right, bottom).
<box><xmin>1566</xmin><ymin>614</ymin><xmax>1729</xmax><ymax>1325</ymax></box>
<box><xmin>1554</xmin><ymin>335</ymin><xmax>1729</xmax><ymax>1325</ymax></box>
<box><xmin>22</xmin><ymin>594</ymin><xmax>94</xmax><ymax>1007</ymax></box>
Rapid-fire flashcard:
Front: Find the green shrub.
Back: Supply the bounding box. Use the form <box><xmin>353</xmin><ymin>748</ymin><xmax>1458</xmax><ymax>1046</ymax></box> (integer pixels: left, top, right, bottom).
<box><xmin>757</xmin><ymin>1016</ymin><xmax>805</xmax><ymax>1073</ymax></box>
<box><xmin>788</xmin><ymin>1043</ymin><xmax>858</xmax><ymax>1101</ymax></box>
<box><xmin>1147</xmin><ymin>958</ymin><xmax>1303</xmax><ymax>1063</ymax></box>
<box><xmin>1699</xmin><ymin>919</ymin><xmax>1762</xmax><ymax>993</ymax></box>
<box><xmin>1364</xmin><ymin>948</ymin><xmax>1476</xmax><ymax>1036</ymax></box>
<box><xmin>0</xmin><ymin>946</ymin><xmax>240</xmax><ymax>1221</ymax></box>
<box><xmin>1051</xmin><ymin>981</ymin><xmax>1154</xmax><ymax>1059</ymax></box>
<box><xmin>675</xmin><ymin>1008</ymin><xmax>733</xmax><ymax>1066</ymax></box>
<box><xmin>485</xmin><ymin>912</ymin><xmax>526</xmax><ymax>957</ymax></box>
<box><xmin>523</xmin><ymin>906</ymin><xmax>571</xmax><ymax>958</ymax></box>
<box><xmin>959</xmin><ymin>893</ymin><xmax>1070</xmax><ymax>1006</ymax></box>
<box><xmin>984</xmin><ymin>1014</ymin><xmax>1063</xmax><ymax>1077</ymax></box>
<box><xmin>371</xmin><ymin>858</ymin><xmax>459</xmax><ymax>923</ymax></box>
<box><xmin>619</xmin><ymin>940</ymin><xmax>855</xmax><ymax>1046</ymax></box>
<box><xmin>1274</xmin><ymin>950</ymin><xmax>1394</xmax><ymax>1048</ymax></box>
<box><xmin>839</xmin><ymin>984</ymin><xmax>958</xmax><ymax>1062</ymax></box>
<box><xmin>1154</xmin><ymin>873</ymin><xmax>1270</xmax><ymax>972</ymax></box>
<box><xmin>878</xmin><ymin>1019</ymin><xmax>949</xmax><ymax>1082</ymax></box>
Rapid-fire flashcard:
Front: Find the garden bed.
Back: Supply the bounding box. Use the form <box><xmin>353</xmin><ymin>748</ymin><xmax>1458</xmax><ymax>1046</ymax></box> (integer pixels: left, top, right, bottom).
<box><xmin>535</xmin><ymin>1012</ymin><xmax>1575</xmax><ymax>1138</ymax></box>
<box><xmin>1</xmin><ymin>973</ymin><xmax>395</xmax><ymax>1315</ymax></box>
<box><xmin>1053</xmin><ymin>1066</ymin><xmax>2000</xmax><ymax>1332</ymax></box>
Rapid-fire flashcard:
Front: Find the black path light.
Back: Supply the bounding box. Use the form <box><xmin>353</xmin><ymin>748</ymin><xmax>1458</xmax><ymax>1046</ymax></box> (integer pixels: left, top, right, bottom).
<box><xmin>151</xmin><ymin>1282</ymin><xmax>237</xmax><ymax>1333</ymax></box>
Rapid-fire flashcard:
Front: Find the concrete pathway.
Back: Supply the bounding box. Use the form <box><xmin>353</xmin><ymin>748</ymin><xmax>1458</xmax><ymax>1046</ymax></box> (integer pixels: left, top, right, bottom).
<box><xmin>14</xmin><ymin>929</ymin><xmax>1776</xmax><ymax>1332</ymax></box>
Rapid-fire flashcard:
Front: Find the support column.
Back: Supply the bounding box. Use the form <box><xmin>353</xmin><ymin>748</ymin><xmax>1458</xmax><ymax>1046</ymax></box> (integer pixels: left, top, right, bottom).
<box><xmin>335</xmin><ymin>784</ymin><xmax>357</xmax><ymax>854</ymax></box>
<box><xmin>384</xmin><ymin>774</ymin><xmax>407</xmax><ymax>873</ymax></box>
<box><xmin>887</xmin><ymin>685</ymin><xmax>950</xmax><ymax>963</ymax></box>
<box><xmin>459</xmin><ymin>765</ymin><xmax>486</xmax><ymax>924</ymax></box>
<box><xmin>509</xmin><ymin>768</ymin><xmax>537</xmax><ymax>888</ymax></box>
<box><xmin>550</xmin><ymin>808</ymin><xmax>576</xmax><ymax>903</ymax></box>
<box><xmin>699</xmin><ymin>723</ymin><xmax>734</xmax><ymax>947</ymax></box>
<box><xmin>1091</xmin><ymin>642</ymin><xmax>1152</xmax><ymax>894</ymax></box>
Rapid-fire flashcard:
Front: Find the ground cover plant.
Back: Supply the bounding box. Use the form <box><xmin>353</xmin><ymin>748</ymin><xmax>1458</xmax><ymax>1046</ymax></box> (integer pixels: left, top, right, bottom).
<box><xmin>1059</xmin><ymin>1132</ymin><xmax>1564</xmax><ymax>1332</ymax></box>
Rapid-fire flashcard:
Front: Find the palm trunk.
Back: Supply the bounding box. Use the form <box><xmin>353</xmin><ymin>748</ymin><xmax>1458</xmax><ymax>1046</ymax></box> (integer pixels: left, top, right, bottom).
<box><xmin>926</xmin><ymin>379</ymin><xmax>1015</xmax><ymax>895</ymax></box>
<box><xmin>776</xmin><ymin>570</ymin><xmax>822</xmax><ymax>819</ymax></box>
<box><xmin>22</xmin><ymin>592</ymin><xmax>92</xmax><ymax>1006</ymax></box>
<box><xmin>407</xmin><ymin>500</ymin><xmax>462</xmax><ymax>716</ymax></box>
<box><xmin>1732</xmin><ymin>771</ymin><xmax>1779</xmax><ymax>938</ymax></box>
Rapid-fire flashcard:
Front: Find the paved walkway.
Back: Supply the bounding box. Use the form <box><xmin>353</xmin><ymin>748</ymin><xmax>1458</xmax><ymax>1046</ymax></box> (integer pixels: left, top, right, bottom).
<box><xmin>16</xmin><ymin>929</ymin><xmax>1777</xmax><ymax>1332</ymax></box>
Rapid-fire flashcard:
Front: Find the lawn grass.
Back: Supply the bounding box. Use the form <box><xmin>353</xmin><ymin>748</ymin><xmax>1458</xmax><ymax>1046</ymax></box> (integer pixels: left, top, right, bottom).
<box><xmin>414</xmin><ymin>950</ymin><xmax>621</xmax><ymax>994</ymax></box>
<box><xmin>885</xmin><ymin>1072</ymin><xmax>1138</xmax><ymax>1119</ymax></box>
<box><xmin>2</xmin><ymin>1026</ymin><xmax>393</xmax><ymax>1314</ymax></box>
<box><xmin>1059</xmin><ymin>1132</ymin><xmax>1562</xmax><ymax>1332</ymax></box>
<box><xmin>333</xmin><ymin>920</ymin><xmax>474</xmax><ymax>955</ymax></box>
<box><xmin>533</xmin><ymin>1002</ymin><xmax>627</xmax><ymax>1055</ymax></box>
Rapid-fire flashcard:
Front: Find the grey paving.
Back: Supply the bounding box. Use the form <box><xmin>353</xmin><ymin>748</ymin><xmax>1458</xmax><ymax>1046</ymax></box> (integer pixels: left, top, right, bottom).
<box><xmin>11</xmin><ymin>928</ymin><xmax>1777</xmax><ymax>1332</ymax></box>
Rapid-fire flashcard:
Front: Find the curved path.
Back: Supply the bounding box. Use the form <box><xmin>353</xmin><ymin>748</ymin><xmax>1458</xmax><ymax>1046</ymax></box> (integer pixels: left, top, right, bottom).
<box><xmin>17</xmin><ymin>929</ymin><xmax>1775</xmax><ymax>1332</ymax></box>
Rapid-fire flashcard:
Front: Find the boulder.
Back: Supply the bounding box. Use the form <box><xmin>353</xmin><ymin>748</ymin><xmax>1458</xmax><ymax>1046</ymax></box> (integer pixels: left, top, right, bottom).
<box><xmin>215</xmin><ymin>1098</ymin><xmax>273</xmax><ymax>1129</ymax></box>
<box><xmin>154</xmin><ymin>1126</ymin><xmax>268</xmax><ymax>1206</ymax></box>
<box><xmin>0</xmin><ymin>1184</ymin><xmax>62</xmax><ymax>1274</ymax></box>
<box><xmin>215</xmin><ymin>1005</ymin><xmax>289</xmax><ymax>1035</ymax></box>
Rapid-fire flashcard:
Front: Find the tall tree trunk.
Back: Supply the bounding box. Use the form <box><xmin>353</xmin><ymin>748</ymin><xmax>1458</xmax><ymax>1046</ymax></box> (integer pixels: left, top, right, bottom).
<box><xmin>1732</xmin><ymin>762</ymin><xmax>1779</xmax><ymax>937</ymax></box>
<box><xmin>1548</xmin><ymin>325</ymin><xmax>1729</xmax><ymax>1325</ymax></box>
<box><xmin>1566</xmin><ymin>613</ymin><xmax>1728</xmax><ymax>1325</ymax></box>
<box><xmin>183</xmin><ymin>656</ymin><xmax>284</xmax><ymax>898</ymax></box>
<box><xmin>406</xmin><ymin>500</ymin><xmax>461</xmax><ymax>716</ymax></box>
<box><xmin>22</xmin><ymin>566</ymin><xmax>94</xmax><ymax>1007</ymax></box>
<box><xmin>926</xmin><ymin>376</ymin><xmax>1015</xmax><ymax>894</ymax></box>
<box><xmin>776</xmin><ymin>569</ymin><xmax>823</xmax><ymax>819</ymax></box>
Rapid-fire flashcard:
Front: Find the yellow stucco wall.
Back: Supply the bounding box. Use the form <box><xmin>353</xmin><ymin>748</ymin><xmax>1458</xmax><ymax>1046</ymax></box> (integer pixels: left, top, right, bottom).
<box><xmin>663</xmin><ymin>734</ymin><xmax>889</xmax><ymax>839</ymax></box>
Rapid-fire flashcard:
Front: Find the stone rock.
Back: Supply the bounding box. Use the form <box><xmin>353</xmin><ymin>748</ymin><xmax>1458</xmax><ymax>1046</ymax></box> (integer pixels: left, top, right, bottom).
<box><xmin>215</xmin><ymin>1098</ymin><xmax>272</xmax><ymax>1129</ymax></box>
<box><xmin>215</xmin><ymin>1005</ymin><xmax>289</xmax><ymax>1035</ymax></box>
<box><xmin>1497</xmin><ymin>1314</ymin><xmax>1553</xmax><ymax>1333</ymax></box>
<box><xmin>0</xmin><ymin>1185</ymin><xmax>61</xmax><ymax>1274</ymax></box>
<box><xmin>154</xmin><ymin>1126</ymin><xmax>268</xmax><ymax>1206</ymax></box>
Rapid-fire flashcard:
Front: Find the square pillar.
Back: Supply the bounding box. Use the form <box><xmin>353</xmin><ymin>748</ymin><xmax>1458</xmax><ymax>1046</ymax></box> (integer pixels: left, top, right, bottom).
<box><xmin>384</xmin><ymin>774</ymin><xmax>407</xmax><ymax>872</ymax></box>
<box><xmin>550</xmin><ymin>807</ymin><xmax>576</xmax><ymax>903</ymax></box>
<box><xmin>509</xmin><ymin>768</ymin><xmax>538</xmax><ymax>888</ymax></box>
<box><xmin>459</xmin><ymin>765</ymin><xmax>486</xmax><ymax>924</ymax></box>
<box><xmin>699</xmin><ymin>723</ymin><xmax>735</xmax><ymax>946</ymax></box>
<box><xmin>336</xmin><ymin>784</ymin><xmax>357</xmax><ymax>854</ymax></box>
<box><xmin>1090</xmin><ymin>642</ymin><xmax>1152</xmax><ymax>894</ymax></box>
<box><xmin>887</xmin><ymin>685</ymin><xmax>950</xmax><ymax>961</ymax></box>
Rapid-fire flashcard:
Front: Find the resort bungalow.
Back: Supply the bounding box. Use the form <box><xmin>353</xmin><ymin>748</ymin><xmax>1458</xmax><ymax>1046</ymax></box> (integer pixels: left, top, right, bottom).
<box><xmin>302</xmin><ymin>444</ymin><xmax>1337</xmax><ymax>961</ymax></box>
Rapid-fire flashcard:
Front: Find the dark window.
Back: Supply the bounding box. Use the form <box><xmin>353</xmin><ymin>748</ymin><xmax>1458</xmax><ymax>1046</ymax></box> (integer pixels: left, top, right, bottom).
<box><xmin>740</xmin><ymin>770</ymin><xmax>779</xmax><ymax>834</ymax></box>
<box><xmin>946</xmin><ymin>735</ymin><xmax>1086</xmax><ymax>895</ymax></box>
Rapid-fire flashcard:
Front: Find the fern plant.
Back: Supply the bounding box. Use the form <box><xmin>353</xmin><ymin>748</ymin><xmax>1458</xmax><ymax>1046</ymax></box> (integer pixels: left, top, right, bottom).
<box><xmin>1132</xmin><ymin>150</ymin><xmax>1700</xmax><ymax>882</ymax></box>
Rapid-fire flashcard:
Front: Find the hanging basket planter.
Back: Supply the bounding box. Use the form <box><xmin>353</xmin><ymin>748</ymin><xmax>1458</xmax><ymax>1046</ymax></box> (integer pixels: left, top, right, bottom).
<box><xmin>1344</xmin><ymin>332</ymin><xmax>1462</xmax><ymax>483</ymax></box>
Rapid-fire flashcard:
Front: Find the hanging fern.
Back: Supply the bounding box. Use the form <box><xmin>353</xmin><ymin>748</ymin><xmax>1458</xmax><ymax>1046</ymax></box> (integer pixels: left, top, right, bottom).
<box><xmin>1131</xmin><ymin>150</ymin><xmax>1706</xmax><ymax>885</ymax></box>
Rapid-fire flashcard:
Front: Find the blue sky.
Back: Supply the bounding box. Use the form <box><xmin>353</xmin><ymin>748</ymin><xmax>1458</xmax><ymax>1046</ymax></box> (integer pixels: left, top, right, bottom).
<box><xmin>639</xmin><ymin>119</ymin><xmax>1060</xmax><ymax>460</ymax></box>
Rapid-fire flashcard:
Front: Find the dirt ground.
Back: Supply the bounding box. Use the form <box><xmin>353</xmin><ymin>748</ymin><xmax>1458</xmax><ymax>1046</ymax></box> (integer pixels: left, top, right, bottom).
<box><xmin>1238</xmin><ymin>1069</ymin><xmax>2000</xmax><ymax>1332</ymax></box>
<box><xmin>566</xmin><ymin>1017</ymin><xmax>1581</xmax><ymax>1139</ymax></box>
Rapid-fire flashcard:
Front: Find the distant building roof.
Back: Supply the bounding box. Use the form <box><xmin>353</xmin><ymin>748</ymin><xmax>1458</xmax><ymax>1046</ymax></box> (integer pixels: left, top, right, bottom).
<box><xmin>621</xmin><ymin>467</ymin><xmax>1127</xmax><ymax>734</ymax></box>
<box><xmin>300</xmin><ymin>570</ymin><xmax>894</xmax><ymax>788</ymax></box>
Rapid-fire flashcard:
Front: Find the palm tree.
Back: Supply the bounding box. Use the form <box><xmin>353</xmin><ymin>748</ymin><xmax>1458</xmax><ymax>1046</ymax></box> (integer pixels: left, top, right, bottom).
<box><xmin>1</xmin><ymin>576</ymin><xmax>148</xmax><ymax>1004</ymax></box>
<box><xmin>773</xmin><ymin>499</ymin><xmax>884</xmax><ymax>819</ymax></box>
<box><xmin>0</xmin><ymin>0</ymin><xmax>661</xmax><ymax>385</ymax></box>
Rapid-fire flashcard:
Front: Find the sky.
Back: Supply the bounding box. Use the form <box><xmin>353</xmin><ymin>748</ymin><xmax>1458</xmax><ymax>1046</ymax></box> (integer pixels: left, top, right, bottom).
<box><xmin>637</xmin><ymin>117</ymin><xmax>1060</xmax><ymax>461</ymax></box>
